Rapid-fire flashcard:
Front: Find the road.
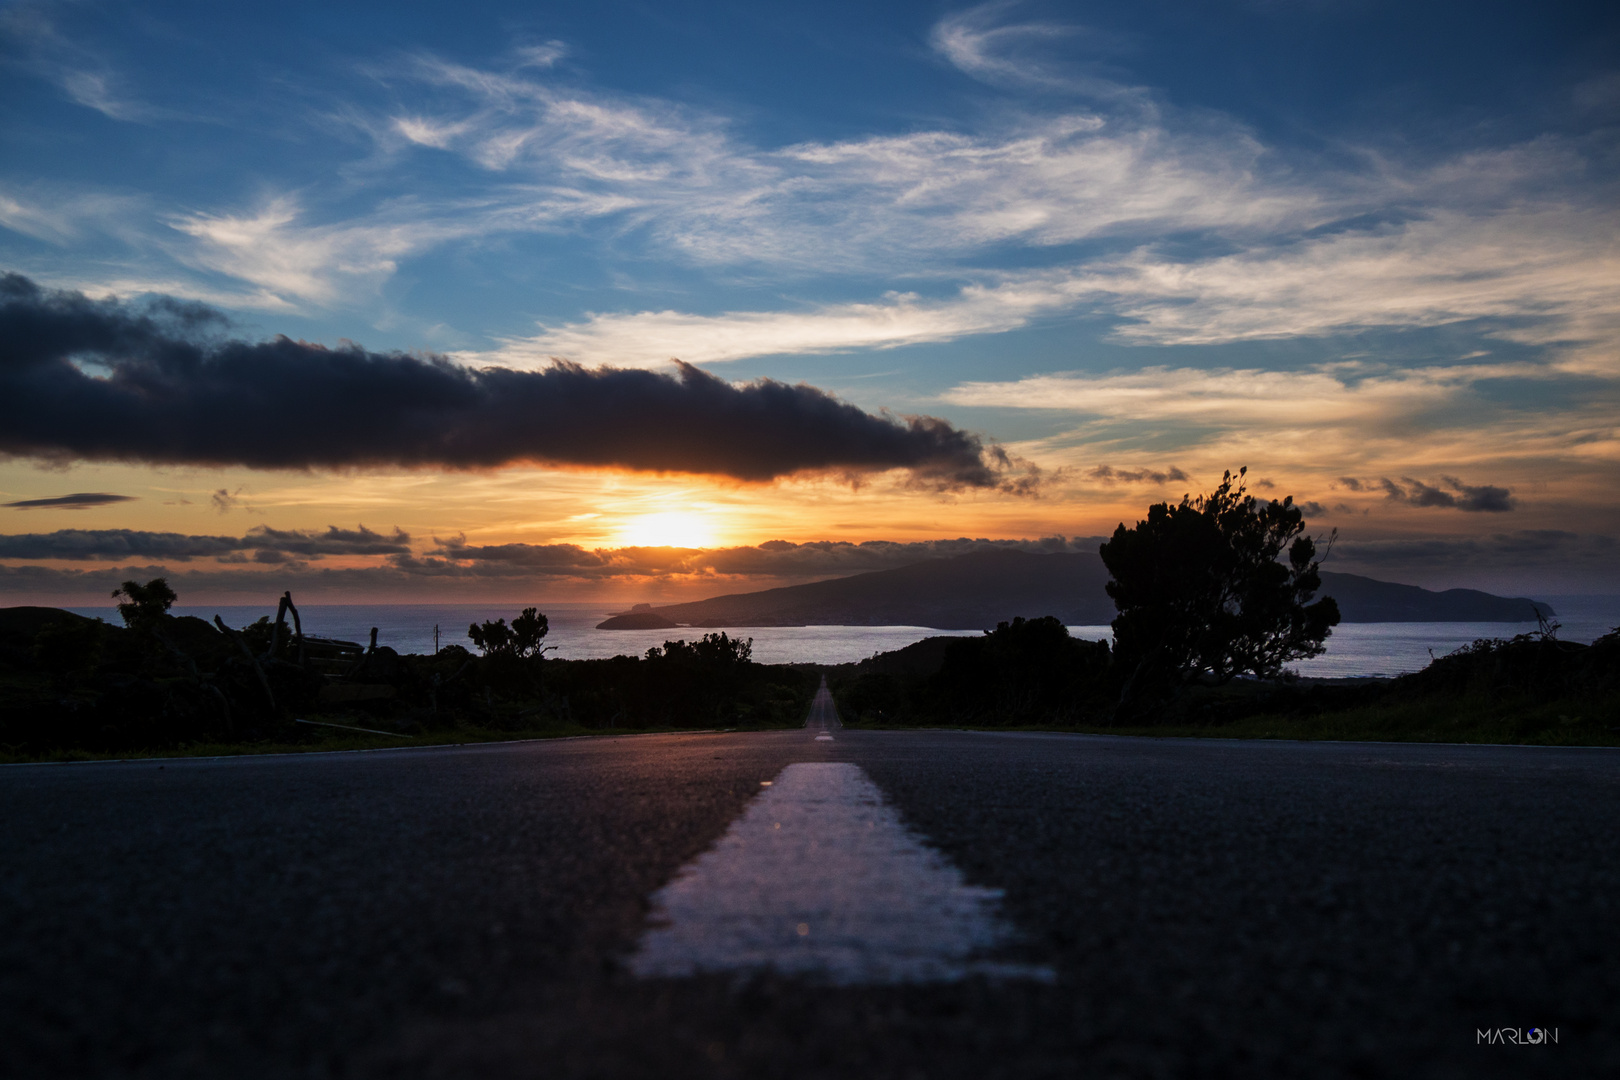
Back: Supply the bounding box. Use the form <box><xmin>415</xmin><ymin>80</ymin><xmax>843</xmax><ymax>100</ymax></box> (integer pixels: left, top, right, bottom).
<box><xmin>2</xmin><ymin>691</ymin><xmax>1615</xmax><ymax>1078</ymax></box>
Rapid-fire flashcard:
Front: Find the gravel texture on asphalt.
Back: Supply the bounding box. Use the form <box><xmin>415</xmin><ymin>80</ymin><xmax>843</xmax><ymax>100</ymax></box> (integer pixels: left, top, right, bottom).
<box><xmin>2</xmin><ymin>727</ymin><xmax>1615</xmax><ymax>1078</ymax></box>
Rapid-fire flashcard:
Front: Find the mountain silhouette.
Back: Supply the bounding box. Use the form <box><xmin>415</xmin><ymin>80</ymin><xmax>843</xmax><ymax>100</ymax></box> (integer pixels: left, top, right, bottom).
<box><xmin>636</xmin><ymin>549</ymin><xmax>1553</xmax><ymax>629</ymax></box>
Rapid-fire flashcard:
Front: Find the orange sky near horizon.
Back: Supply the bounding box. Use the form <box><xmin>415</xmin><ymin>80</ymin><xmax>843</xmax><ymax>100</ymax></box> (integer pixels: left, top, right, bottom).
<box><xmin>5</xmin><ymin>429</ymin><xmax>1616</xmax><ymax>606</ymax></box>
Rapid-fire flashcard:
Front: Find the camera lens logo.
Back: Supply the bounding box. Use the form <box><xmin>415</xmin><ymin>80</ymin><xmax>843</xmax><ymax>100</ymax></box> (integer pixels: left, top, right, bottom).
<box><xmin>1477</xmin><ymin>1027</ymin><xmax>1558</xmax><ymax>1046</ymax></box>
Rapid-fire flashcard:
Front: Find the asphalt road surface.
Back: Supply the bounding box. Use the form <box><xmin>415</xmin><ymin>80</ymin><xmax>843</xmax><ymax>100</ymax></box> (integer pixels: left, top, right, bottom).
<box><xmin>3</xmin><ymin>696</ymin><xmax>1616</xmax><ymax>1078</ymax></box>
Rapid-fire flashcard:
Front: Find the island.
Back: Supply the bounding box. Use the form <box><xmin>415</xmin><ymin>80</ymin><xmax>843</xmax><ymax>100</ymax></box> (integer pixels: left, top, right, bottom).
<box><xmin>596</xmin><ymin>606</ymin><xmax>681</xmax><ymax>630</ymax></box>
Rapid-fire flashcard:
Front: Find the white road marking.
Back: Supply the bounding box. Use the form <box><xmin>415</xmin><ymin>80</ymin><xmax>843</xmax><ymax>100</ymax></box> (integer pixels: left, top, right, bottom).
<box><xmin>804</xmin><ymin>678</ymin><xmax>842</xmax><ymax>743</ymax></box>
<box><xmin>629</xmin><ymin>762</ymin><xmax>1052</xmax><ymax>984</ymax></box>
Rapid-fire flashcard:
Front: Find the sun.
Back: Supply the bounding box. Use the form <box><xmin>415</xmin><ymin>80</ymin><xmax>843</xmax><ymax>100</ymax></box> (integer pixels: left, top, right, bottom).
<box><xmin>616</xmin><ymin>511</ymin><xmax>719</xmax><ymax>549</ymax></box>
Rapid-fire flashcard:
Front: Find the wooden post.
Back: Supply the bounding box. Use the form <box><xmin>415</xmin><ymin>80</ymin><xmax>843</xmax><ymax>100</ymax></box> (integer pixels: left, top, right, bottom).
<box><xmin>269</xmin><ymin>594</ymin><xmax>289</xmax><ymax>658</ymax></box>
<box><xmin>282</xmin><ymin>591</ymin><xmax>306</xmax><ymax>669</ymax></box>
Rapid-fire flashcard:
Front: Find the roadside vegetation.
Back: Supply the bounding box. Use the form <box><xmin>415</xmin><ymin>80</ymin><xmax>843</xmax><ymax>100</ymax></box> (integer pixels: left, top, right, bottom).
<box><xmin>6</xmin><ymin>469</ymin><xmax>1614</xmax><ymax>758</ymax></box>
<box><xmin>0</xmin><ymin>588</ymin><xmax>817</xmax><ymax>763</ymax></box>
<box><xmin>827</xmin><ymin>625</ymin><xmax>1620</xmax><ymax>746</ymax></box>
<box><xmin>827</xmin><ymin>468</ymin><xmax>1619</xmax><ymax>746</ymax></box>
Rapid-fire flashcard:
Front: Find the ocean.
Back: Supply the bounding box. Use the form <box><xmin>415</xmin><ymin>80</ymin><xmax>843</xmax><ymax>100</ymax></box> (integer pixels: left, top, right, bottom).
<box><xmin>66</xmin><ymin>595</ymin><xmax>1620</xmax><ymax>679</ymax></box>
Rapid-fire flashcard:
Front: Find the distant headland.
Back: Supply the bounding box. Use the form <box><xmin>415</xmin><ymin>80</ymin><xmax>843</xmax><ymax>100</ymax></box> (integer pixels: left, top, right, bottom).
<box><xmin>604</xmin><ymin>550</ymin><xmax>1553</xmax><ymax>630</ymax></box>
<box><xmin>597</xmin><ymin>604</ymin><xmax>681</xmax><ymax>630</ymax></box>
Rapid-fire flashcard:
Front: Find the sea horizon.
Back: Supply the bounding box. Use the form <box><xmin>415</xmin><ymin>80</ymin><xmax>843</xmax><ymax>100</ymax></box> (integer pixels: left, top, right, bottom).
<box><xmin>58</xmin><ymin>594</ymin><xmax>1620</xmax><ymax>679</ymax></box>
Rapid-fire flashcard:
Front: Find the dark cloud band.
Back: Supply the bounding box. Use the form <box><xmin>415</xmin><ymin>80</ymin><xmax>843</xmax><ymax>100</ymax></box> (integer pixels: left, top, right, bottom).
<box><xmin>1336</xmin><ymin>475</ymin><xmax>1516</xmax><ymax>512</ymax></box>
<box><xmin>0</xmin><ymin>527</ymin><xmax>1096</xmax><ymax>578</ymax></box>
<box><xmin>1086</xmin><ymin>464</ymin><xmax>1188</xmax><ymax>486</ymax></box>
<box><xmin>1380</xmin><ymin>476</ymin><xmax>1516</xmax><ymax>513</ymax></box>
<box><xmin>0</xmin><ymin>524</ymin><xmax>409</xmax><ymax>562</ymax></box>
<box><xmin>2</xmin><ymin>531</ymin><xmax>1615</xmax><ymax>597</ymax></box>
<box><xmin>414</xmin><ymin>534</ymin><xmax>1101</xmax><ymax>579</ymax></box>
<box><xmin>4</xmin><ymin>492</ymin><xmax>136</xmax><ymax>509</ymax></box>
<box><xmin>0</xmin><ymin>273</ymin><xmax>1008</xmax><ymax>486</ymax></box>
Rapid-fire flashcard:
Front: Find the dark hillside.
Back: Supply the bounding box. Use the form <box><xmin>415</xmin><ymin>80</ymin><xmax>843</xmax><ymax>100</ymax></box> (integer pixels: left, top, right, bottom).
<box><xmin>652</xmin><ymin>550</ymin><xmax>1115</xmax><ymax>628</ymax></box>
<box><xmin>0</xmin><ymin>605</ymin><xmax>103</xmax><ymax>645</ymax></box>
<box><xmin>643</xmin><ymin>550</ymin><xmax>1554</xmax><ymax>629</ymax></box>
<box><xmin>1316</xmin><ymin>572</ymin><xmax>1552</xmax><ymax>622</ymax></box>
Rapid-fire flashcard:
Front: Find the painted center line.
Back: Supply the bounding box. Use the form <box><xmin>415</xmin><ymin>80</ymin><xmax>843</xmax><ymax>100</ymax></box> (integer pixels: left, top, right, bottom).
<box><xmin>629</xmin><ymin>762</ymin><xmax>1053</xmax><ymax>984</ymax></box>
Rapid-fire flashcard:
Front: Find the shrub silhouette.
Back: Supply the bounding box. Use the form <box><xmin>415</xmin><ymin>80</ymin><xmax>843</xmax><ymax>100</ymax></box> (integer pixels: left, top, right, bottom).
<box><xmin>468</xmin><ymin>608</ymin><xmax>551</xmax><ymax>659</ymax></box>
<box><xmin>646</xmin><ymin>631</ymin><xmax>752</xmax><ymax>666</ymax></box>
<box><xmin>111</xmin><ymin>577</ymin><xmax>177</xmax><ymax>631</ymax></box>
<box><xmin>831</xmin><ymin>618</ymin><xmax>1113</xmax><ymax>727</ymax></box>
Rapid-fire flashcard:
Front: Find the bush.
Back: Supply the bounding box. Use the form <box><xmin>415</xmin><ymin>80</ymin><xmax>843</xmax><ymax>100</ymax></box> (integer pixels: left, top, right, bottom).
<box><xmin>830</xmin><ymin>617</ymin><xmax>1114</xmax><ymax>727</ymax></box>
<box><xmin>111</xmin><ymin>578</ymin><xmax>177</xmax><ymax>631</ymax></box>
<box><xmin>1100</xmin><ymin>467</ymin><xmax>1339</xmax><ymax>692</ymax></box>
<box><xmin>467</xmin><ymin>608</ymin><xmax>551</xmax><ymax>659</ymax></box>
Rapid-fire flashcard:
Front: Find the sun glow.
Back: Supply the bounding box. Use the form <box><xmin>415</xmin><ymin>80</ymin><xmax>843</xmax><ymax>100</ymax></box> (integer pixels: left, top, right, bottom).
<box><xmin>616</xmin><ymin>511</ymin><xmax>720</xmax><ymax>549</ymax></box>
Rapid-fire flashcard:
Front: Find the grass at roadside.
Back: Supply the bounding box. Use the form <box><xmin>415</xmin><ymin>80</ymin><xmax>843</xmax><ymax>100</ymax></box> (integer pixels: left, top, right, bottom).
<box><xmin>841</xmin><ymin>693</ymin><xmax>1620</xmax><ymax>747</ymax></box>
<box><xmin>0</xmin><ymin>720</ymin><xmax>798</xmax><ymax>765</ymax></box>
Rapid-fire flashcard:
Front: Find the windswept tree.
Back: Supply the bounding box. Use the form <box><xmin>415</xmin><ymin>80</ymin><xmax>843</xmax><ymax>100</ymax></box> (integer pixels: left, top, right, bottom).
<box><xmin>1100</xmin><ymin>468</ymin><xmax>1339</xmax><ymax>692</ymax></box>
<box><xmin>112</xmin><ymin>578</ymin><xmax>177</xmax><ymax>631</ymax></box>
<box><xmin>468</xmin><ymin>608</ymin><xmax>551</xmax><ymax>659</ymax></box>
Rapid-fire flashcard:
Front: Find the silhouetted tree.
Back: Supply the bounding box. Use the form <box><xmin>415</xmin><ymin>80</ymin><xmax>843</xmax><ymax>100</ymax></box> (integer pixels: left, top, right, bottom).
<box><xmin>112</xmin><ymin>577</ymin><xmax>177</xmax><ymax>631</ymax></box>
<box><xmin>1100</xmin><ymin>468</ymin><xmax>1339</xmax><ymax>692</ymax></box>
<box><xmin>468</xmin><ymin>607</ymin><xmax>551</xmax><ymax>659</ymax></box>
<box><xmin>647</xmin><ymin>632</ymin><xmax>753</xmax><ymax>666</ymax></box>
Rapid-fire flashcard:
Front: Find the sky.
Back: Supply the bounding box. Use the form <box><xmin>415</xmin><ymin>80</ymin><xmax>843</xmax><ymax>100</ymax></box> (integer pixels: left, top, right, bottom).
<box><xmin>1</xmin><ymin>0</ymin><xmax>1617</xmax><ymax>605</ymax></box>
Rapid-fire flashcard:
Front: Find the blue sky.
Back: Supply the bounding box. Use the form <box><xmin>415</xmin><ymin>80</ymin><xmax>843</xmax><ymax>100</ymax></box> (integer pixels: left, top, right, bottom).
<box><xmin>1</xmin><ymin>0</ymin><xmax>1617</xmax><ymax>600</ymax></box>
